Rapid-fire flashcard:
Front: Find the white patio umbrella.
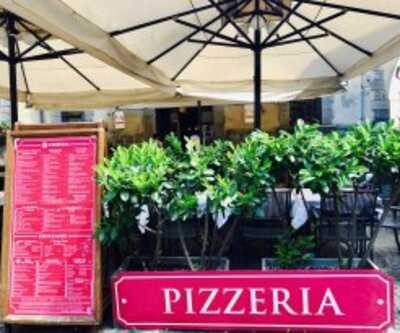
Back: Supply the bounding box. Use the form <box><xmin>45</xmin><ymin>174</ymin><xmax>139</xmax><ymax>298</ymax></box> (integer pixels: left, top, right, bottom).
<box><xmin>0</xmin><ymin>8</ymin><xmax>185</xmax><ymax>126</ymax></box>
<box><xmin>1</xmin><ymin>1</ymin><xmax>400</xmax><ymax>128</ymax></box>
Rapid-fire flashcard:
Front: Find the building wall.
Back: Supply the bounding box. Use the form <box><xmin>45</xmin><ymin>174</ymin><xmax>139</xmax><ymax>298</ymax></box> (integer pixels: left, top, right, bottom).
<box><xmin>0</xmin><ymin>100</ymin><xmax>10</xmax><ymax>125</ymax></box>
<box><xmin>321</xmin><ymin>60</ymin><xmax>396</xmax><ymax>126</ymax></box>
<box><xmin>262</xmin><ymin>103</ymin><xmax>290</xmax><ymax>132</ymax></box>
<box><xmin>223</xmin><ymin>103</ymin><xmax>290</xmax><ymax>133</ymax></box>
<box><xmin>389</xmin><ymin>58</ymin><xmax>400</xmax><ymax>126</ymax></box>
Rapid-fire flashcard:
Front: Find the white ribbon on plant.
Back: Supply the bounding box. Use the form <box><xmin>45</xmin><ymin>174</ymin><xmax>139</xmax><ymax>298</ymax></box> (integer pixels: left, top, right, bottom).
<box><xmin>103</xmin><ymin>202</ymin><xmax>110</xmax><ymax>218</ymax></box>
<box><xmin>137</xmin><ymin>205</ymin><xmax>150</xmax><ymax>234</ymax></box>
<box><xmin>196</xmin><ymin>191</ymin><xmax>208</xmax><ymax>218</ymax></box>
<box><xmin>212</xmin><ymin>196</ymin><xmax>235</xmax><ymax>229</ymax></box>
<box><xmin>214</xmin><ymin>208</ymin><xmax>233</xmax><ymax>229</ymax></box>
<box><xmin>291</xmin><ymin>193</ymin><xmax>307</xmax><ymax>230</ymax></box>
<box><xmin>196</xmin><ymin>191</ymin><xmax>233</xmax><ymax>228</ymax></box>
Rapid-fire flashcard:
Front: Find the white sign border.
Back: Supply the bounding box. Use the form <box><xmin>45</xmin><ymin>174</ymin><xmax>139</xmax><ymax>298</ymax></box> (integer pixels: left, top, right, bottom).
<box><xmin>113</xmin><ymin>273</ymin><xmax>392</xmax><ymax>331</ymax></box>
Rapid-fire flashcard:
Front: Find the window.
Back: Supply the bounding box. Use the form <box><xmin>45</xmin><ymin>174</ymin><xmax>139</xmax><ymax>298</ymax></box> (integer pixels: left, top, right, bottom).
<box><xmin>61</xmin><ymin>111</ymin><xmax>85</xmax><ymax>122</ymax></box>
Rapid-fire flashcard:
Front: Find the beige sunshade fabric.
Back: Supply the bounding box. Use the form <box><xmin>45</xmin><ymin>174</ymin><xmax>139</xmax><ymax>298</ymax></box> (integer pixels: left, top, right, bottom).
<box><xmin>1</xmin><ymin>0</ymin><xmax>400</xmax><ymax>109</ymax></box>
<box><xmin>0</xmin><ymin>1</ymin><xmax>178</xmax><ymax>110</ymax></box>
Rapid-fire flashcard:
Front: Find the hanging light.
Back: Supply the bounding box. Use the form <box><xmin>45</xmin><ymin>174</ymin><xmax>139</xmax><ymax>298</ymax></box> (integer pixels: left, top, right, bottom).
<box><xmin>231</xmin><ymin>0</ymin><xmax>292</xmax><ymax>36</ymax></box>
<box><xmin>244</xmin><ymin>104</ymin><xmax>255</xmax><ymax>125</ymax></box>
<box><xmin>113</xmin><ymin>109</ymin><xmax>126</xmax><ymax>130</ymax></box>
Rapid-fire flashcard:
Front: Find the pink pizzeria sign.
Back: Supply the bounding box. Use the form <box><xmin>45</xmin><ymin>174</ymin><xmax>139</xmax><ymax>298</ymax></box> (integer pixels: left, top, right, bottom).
<box><xmin>112</xmin><ymin>270</ymin><xmax>394</xmax><ymax>332</ymax></box>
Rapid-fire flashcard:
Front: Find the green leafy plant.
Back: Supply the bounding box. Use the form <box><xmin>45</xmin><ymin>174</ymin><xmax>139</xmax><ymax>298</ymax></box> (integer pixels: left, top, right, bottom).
<box><xmin>164</xmin><ymin>137</ymin><xmax>217</xmax><ymax>221</ymax></box>
<box><xmin>278</xmin><ymin>122</ymin><xmax>369</xmax><ymax>267</ymax></box>
<box><xmin>159</xmin><ymin>135</ymin><xmax>237</xmax><ymax>269</ymax></box>
<box><xmin>95</xmin><ymin>140</ymin><xmax>171</xmax><ymax>251</ymax></box>
<box><xmin>343</xmin><ymin>122</ymin><xmax>399</xmax><ymax>183</ymax></box>
<box><xmin>228</xmin><ymin>131</ymin><xmax>274</xmax><ymax>216</ymax></box>
<box><xmin>275</xmin><ymin>122</ymin><xmax>323</xmax><ymax>188</ymax></box>
<box><xmin>95</xmin><ymin>121</ymin><xmax>400</xmax><ymax>270</ymax></box>
<box><xmin>298</xmin><ymin>131</ymin><xmax>368</xmax><ymax>194</ymax></box>
<box><xmin>0</xmin><ymin>121</ymin><xmax>9</xmax><ymax>131</ymax></box>
<box><xmin>275</xmin><ymin>233</ymin><xmax>316</xmax><ymax>269</ymax></box>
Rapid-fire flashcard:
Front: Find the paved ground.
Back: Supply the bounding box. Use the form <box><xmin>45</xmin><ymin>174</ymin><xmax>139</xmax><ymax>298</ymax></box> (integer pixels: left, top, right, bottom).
<box><xmin>374</xmin><ymin>227</ymin><xmax>400</xmax><ymax>331</ymax></box>
<box><xmin>4</xmin><ymin>227</ymin><xmax>400</xmax><ymax>333</ymax></box>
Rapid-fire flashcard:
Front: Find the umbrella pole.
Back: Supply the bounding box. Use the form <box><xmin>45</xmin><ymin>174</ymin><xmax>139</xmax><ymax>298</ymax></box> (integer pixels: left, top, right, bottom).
<box><xmin>254</xmin><ymin>1</ymin><xmax>262</xmax><ymax>130</ymax></box>
<box><xmin>6</xmin><ymin>13</ymin><xmax>18</xmax><ymax>129</ymax></box>
<box><xmin>254</xmin><ymin>38</ymin><xmax>262</xmax><ymax>129</ymax></box>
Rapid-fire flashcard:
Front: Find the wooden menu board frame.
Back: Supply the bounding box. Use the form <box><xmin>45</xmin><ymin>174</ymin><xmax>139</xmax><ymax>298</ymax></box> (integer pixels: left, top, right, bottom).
<box><xmin>1</xmin><ymin>122</ymin><xmax>105</xmax><ymax>325</ymax></box>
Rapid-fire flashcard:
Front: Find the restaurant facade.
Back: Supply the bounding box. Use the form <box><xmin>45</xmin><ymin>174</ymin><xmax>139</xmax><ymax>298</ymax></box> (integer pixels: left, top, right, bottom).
<box><xmin>0</xmin><ymin>1</ymin><xmax>399</xmax><ymax>332</ymax></box>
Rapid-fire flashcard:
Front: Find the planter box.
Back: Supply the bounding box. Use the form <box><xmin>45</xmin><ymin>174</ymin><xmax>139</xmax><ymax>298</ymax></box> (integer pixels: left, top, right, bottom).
<box><xmin>116</xmin><ymin>256</ymin><xmax>230</xmax><ymax>272</ymax></box>
<box><xmin>261</xmin><ymin>257</ymin><xmax>377</xmax><ymax>270</ymax></box>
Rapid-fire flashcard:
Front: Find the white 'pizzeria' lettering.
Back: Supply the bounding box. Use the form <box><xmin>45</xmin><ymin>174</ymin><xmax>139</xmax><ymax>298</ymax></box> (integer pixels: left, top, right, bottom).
<box><xmin>162</xmin><ymin>287</ymin><xmax>345</xmax><ymax>317</ymax></box>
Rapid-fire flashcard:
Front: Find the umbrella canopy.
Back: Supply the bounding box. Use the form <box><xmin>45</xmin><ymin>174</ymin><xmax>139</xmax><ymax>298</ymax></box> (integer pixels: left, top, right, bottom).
<box><xmin>1</xmin><ymin>1</ymin><xmax>400</xmax><ymax>123</ymax></box>
<box><xmin>0</xmin><ymin>7</ymin><xmax>183</xmax><ymax>120</ymax></box>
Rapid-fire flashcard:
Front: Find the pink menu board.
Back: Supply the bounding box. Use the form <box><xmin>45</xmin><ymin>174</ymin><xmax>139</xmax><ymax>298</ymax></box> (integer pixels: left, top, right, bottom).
<box><xmin>8</xmin><ymin>136</ymin><xmax>97</xmax><ymax>319</ymax></box>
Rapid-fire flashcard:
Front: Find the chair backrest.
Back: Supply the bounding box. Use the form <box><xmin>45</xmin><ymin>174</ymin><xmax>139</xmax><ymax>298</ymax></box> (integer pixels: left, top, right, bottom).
<box><xmin>321</xmin><ymin>188</ymin><xmax>378</xmax><ymax>219</ymax></box>
<box><xmin>261</xmin><ymin>188</ymin><xmax>292</xmax><ymax>220</ymax></box>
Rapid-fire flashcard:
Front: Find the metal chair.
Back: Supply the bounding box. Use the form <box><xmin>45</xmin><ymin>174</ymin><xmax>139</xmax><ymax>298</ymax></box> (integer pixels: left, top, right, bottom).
<box><xmin>239</xmin><ymin>188</ymin><xmax>292</xmax><ymax>266</ymax></box>
<box><xmin>160</xmin><ymin>219</ymin><xmax>201</xmax><ymax>256</ymax></box>
<box><xmin>317</xmin><ymin>188</ymin><xmax>378</xmax><ymax>257</ymax></box>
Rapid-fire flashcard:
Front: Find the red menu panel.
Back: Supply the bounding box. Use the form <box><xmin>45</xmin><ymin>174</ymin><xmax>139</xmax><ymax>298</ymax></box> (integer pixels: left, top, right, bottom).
<box><xmin>9</xmin><ymin>136</ymin><xmax>97</xmax><ymax>318</ymax></box>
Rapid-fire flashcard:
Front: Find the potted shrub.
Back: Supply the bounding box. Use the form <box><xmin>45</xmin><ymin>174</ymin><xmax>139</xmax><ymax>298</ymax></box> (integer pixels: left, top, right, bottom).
<box><xmin>262</xmin><ymin>232</ymin><xmax>316</xmax><ymax>269</ymax></box>
<box><xmin>261</xmin><ymin>121</ymin><xmax>400</xmax><ymax>270</ymax></box>
<box><xmin>96</xmin><ymin>128</ymin><xmax>281</xmax><ymax>273</ymax></box>
<box><xmin>260</xmin><ymin>122</ymin><xmax>356</xmax><ymax>269</ymax></box>
<box><xmin>262</xmin><ymin>231</ymin><xmax>370</xmax><ymax>270</ymax></box>
<box><xmin>96</xmin><ymin>135</ymin><xmax>237</xmax><ymax>273</ymax></box>
<box><xmin>97</xmin><ymin>122</ymin><xmax>400</xmax><ymax>273</ymax></box>
<box><xmin>206</xmin><ymin>131</ymin><xmax>276</xmax><ymax>257</ymax></box>
<box><xmin>98</xmin><ymin>123</ymin><xmax>397</xmax><ymax>332</ymax></box>
<box><xmin>295</xmin><ymin>125</ymin><xmax>369</xmax><ymax>267</ymax></box>
<box><xmin>95</xmin><ymin>139</ymin><xmax>173</xmax><ymax>272</ymax></box>
<box><xmin>157</xmin><ymin>132</ymin><xmax>275</xmax><ymax>270</ymax></box>
<box><xmin>159</xmin><ymin>134</ymin><xmax>234</xmax><ymax>270</ymax></box>
<box><xmin>346</xmin><ymin>122</ymin><xmax>400</xmax><ymax>266</ymax></box>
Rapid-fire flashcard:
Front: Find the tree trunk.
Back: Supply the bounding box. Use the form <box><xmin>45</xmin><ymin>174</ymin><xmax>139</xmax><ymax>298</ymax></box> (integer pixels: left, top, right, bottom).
<box><xmin>177</xmin><ymin>220</ymin><xmax>195</xmax><ymax>271</ymax></box>
<box><xmin>348</xmin><ymin>186</ymin><xmax>359</xmax><ymax>268</ymax></box>
<box><xmin>208</xmin><ymin>221</ymin><xmax>219</xmax><ymax>268</ymax></box>
<box><xmin>217</xmin><ymin>217</ymin><xmax>239</xmax><ymax>258</ymax></box>
<box><xmin>151</xmin><ymin>209</ymin><xmax>163</xmax><ymax>269</ymax></box>
<box><xmin>201</xmin><ymin>213</ymin><xmax>209</xmax><ymax>270</ymax></box>
<box><xmin>333</xmin><ymin>191</ymin><xmax>344</xmax><ymax>267</ymax></box>
<box><xmin>272</xmin><ymin>187</ymin><xmax>288</xmax><ymax>233</ymax></box>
